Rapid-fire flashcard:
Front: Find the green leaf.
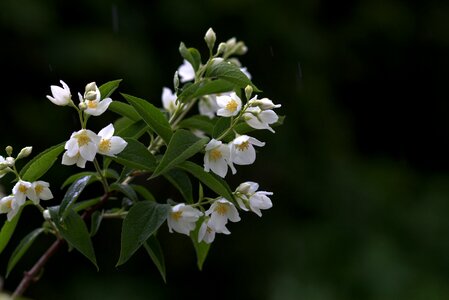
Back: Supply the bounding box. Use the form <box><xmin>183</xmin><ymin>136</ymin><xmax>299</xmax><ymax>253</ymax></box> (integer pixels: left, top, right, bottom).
<box><xmin>122</xmin><ymin>93</ymin><xmax>173</xmax><ymax>144</ymax></box>
<box><xmin>117</xmin><ymin>201</ymin><xmax>170</xmax><ymax>266</ymax></box>
<box><xmin>177</xmin><ymin>161</ymin><xmax>234</xmax><ymax>201</ymax></box>
<box><xmin>0</xmin><ymin>204</ymin><xmax>28</xmax><ymax>255</ymax></box>
<box><xmin>6</xmin><ymin>228</ymin><xmax>44</xmax><ymax>277</ymax></box>
<box><xmin>190</xmin><ymin>218</ymin><xmax>211</xmax><ymax>270</ymax></box>
<box><xmin>206</xmin><ymin>61</ymin><xmax>260</xmax><ymax>91</ymax></box>
<box><xmin>112</xmin><ymin>138</ymin><xmax>157</xmax><ymax>171</ymax></box>
<box><xmin>99</xmin><ymin>79</ymin><xmax>122</xmax><ymax>99</ymax></box>
<box><xmin>61</xmin><ymin>172</ymin><xmax>97</xmax><ymax>189</ymax></box>
<box><xmin>90</xmin><ymin>211</ymin><xmax>103</xmax><ymax>237</ymax></box>
<box><xmin>212</xmin><ymin>117</ymin><xmax>231</xmax><ymax>138</ymax></box>
<box><xmin>164</xmin><ymin>169</ymin><xmax>194</xmax><ymax>204</ymax></box>
<box><xmin>116</xmin><ymin>120</ymin><xmax>148</xmax><ymax>139</ymax></box>
<box><xmin>178</xmin><ymin>79</ymin><xmax>234</xmax><ymax>103</ymax></box>
<box><xmin>20</xmin><ymin>143</ymin><xmax>65</xmax><ymax>182</ymax></box>
<box><xmin>49</xmin><ymin>208</ymin><xmax>97</xmax><ymax>268</ymax></box>
<box><xmin>151</xmin><ymin>129</ymin><xmax>209</xmax><ymax>178</ymax></box>
<box><xmin>178</xmin><ymin>115</ymin><xmax>217</xmax><ymax>136</ymax></box>
<box><xmin>110</xmin><ymin>183</ymin><xmax>138</xmax><ymax>202</ymax></box>
<box><xmin>131</xmin><ymin>185</ymin><xmax>156</xmax><ymax>202</ymax></box>
<box><xmin>143</xmin><ymin>235</ymin><xmax>166</xmax><ymax>282</ymax></box>
<box><xmin>109</xmin><ymin>101</ymin><xmax>142</xmax><ymax>122</ymax></box>
<box><xmin>179</xmin><ymin>42</ymin><xmax>201</xmax><ymax>71</ymax></box>
<box><xmin>59</xmin><ymin>175</ymin><xmax>92</xmax><ymax>218</ymax></box>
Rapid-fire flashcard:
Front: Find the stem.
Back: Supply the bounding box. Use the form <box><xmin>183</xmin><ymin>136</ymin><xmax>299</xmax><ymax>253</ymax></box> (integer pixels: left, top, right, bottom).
<box><xmin>93</xmin><ymin>158</ymin><xmax>109</xmax><ymax>193</ymax></box>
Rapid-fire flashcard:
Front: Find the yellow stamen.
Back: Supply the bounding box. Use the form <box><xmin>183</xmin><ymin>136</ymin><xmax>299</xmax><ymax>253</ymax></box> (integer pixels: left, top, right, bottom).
<box><xmin>6</xmin><ymin>200</ymin><xmax>12</xmax><ymax>209</ymax></box>
<box><xmin>99</xmin><ymin>139</ymin><xmax>111</xmax><ymax>153</ymax></box>
<box><xmin>87</xmin><ymin>100</ymin><xmax>98</xmax><ymax>109</ymax></box>
<box><xmin>18</xmin><ymin>184</ymin><xmax>27</xmax><ymax>193</ymax></box>
<box><xmin>209</xmin><ymin>149</ymin><xmax>222</xmax><ymax>161</ymax></box>
<box><xmin>237</xmin><ymin>141</ymin><xmax>249</xmax><ymax>151</ymax></box>
<box><xmin>35</xmin><ymin>184</ymin><xmax>43</xmax><ymax>195</ymax></box>
<box><xmin>206</xmin><ymin>226</ymin><xmax>213</xmax><ymax>234</ymax></box>
<box><xmin>215</xmin><ymin>203</ymin><xmax>228</xmax><ymax>215</ymax></box>
<box><xmin>172</xmin><ymin>211</ymin><xmax>183</xmax><ymax>221</ymax></box>
<box><xmin>76</xmin><ymin>131</ymin><xmax>91</xmax><ymax>146</ymax></box>
<box><xmin>226</xmin><ymin>99</ymin><xmax>238</xmax><ymax>112</ymax></box>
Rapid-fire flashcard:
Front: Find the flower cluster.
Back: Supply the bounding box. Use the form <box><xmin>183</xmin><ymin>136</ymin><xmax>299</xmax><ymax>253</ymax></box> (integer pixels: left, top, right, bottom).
<box><xmin>167</xmin><ymin>181</ymin><xmax>273</xmax><ymax>244</ymax></box>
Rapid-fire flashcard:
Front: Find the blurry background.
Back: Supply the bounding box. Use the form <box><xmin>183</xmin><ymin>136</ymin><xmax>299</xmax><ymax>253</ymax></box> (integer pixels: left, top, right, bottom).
<box><xmin>1</xmin><ymin>0</ymin><xmax>449</xmax><ymax>299</ymax></box>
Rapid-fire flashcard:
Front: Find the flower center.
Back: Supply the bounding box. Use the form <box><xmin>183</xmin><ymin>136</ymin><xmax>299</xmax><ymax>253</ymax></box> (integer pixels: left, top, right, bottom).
<box><xmin>215</xmin><ymin>203</ymin><xmax>228</xmax><ymax>215</ymax></box>
<box><xmin>209</xmin><ymin>149</ymin><xmax>222</xmax><ymax>161</ymax></box>
<box><xmin>236</xmin><ymin>141</ymin><xmax>249</xmax><ymax>151</ymax></box>
<box><xmin>87</xmin><ymin>100</ymin><xmax>98</xmax><ymax>109</ymax></box>
<box><xmin>172</xmin><ymin>211</ymin><xmax>183</xmax><ymax>221</ymax></box>
<box><xmin>35</xmin><ymin>184</ymin><xmax>43</xmax><ymax>195</ymax></box>
<box><xmin>18</xmin><ymin>184</ymin><xmax>28</xmax><ymax>194</ymax></box>
<box><xmin>226</xmin><ymin>99</ymin><xmax>238</xmax><ymax>112</ymax></box>
<box><xmin>77</xmin><ymin>131</ymin><xmax>91</xmax><ymax>146</ymax></box>
<box><xmin>99</xmin><ymin>139</ymin><xmax>111</xmax><ymax>153</ymax></box>
<box><xmin>6</xmin><ymin>199</ymin><xmax>12</xmax><ymax>209</ymax></box>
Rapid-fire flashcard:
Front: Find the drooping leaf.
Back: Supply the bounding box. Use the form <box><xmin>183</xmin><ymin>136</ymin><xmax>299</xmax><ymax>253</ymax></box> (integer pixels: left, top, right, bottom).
<box><xmin>117</xmin><ymin>201</ymin><xmax>170</xmax><ymax>266</ymax></box>
<box><xmin>49</xmin><ymin>208</ymin><xmax>97</xmax><ymax>269</ymax></box>
<box><xmin>178</xmin><ymin>115</ymin><xmax>217</xmax><ymax>136</ymax></box>
<box><xmin>112</xmin><ymin>138</ymin><xmax>157</xmax><ymax>171</ymax></box>
<box><xmin>59</xmin><ymin>175</ymin><xmax>92</xmax><ymax>218</ymax></box>
<box><xmin>212</xmin><ymin>117</ymin><xmax>231</xmax><ymax>139</ymax></box>
<box><xmin>109</xmin><ymin>101</ymin><xmax>142</xmax><ymax>122</ymax></box>
<box><xmin>177</xmin><ymin>161</ymin><xmax>234</xmax><ymax>201</ymax></box>
<box><xmin>122</xmin><ymin>94</ymin><xmax>173</xmax><ymax>144</ymax></box>
<box><xmin>179</xmin><ymin>42</ymin><xmax>201</xmax><ymax>71</ymax></box>
<box><xmin>151</xmin><ymin>129</ymin><xmax>209</xmax><ymax>178</ymax></box>
<box><xmin>6</xmin><ymin>228</ymin><xmax>44</xmax><ymax>277</ymax></box>
<box><xmin>20</xmin><ymin>143</ymin><xmax>65</xmax><ymax>182</ymax></box>
<box><xmin>90</xmin><ymin>211</ymin><xmax>103</xmax><ymax>237</ymax></box>
<box><xmin>0</xmin><ymin>204</ymin><xmax>28</xmax><ymax>255</ymax></box>
<box><xmin>206</xmin><ymin>61</ymin><xmax>261</xmax><ymax>91</ymax></box>
<box><xmin>143</xmin><ymin>235</ymin><xmax>166</xmax><ymax>282</ymax></box>
<box><xmin>190</xmin><ymin>218</ymin><xmax>211</xmax><ymax>270</ymax></box>
<box><xmin>110</xmin><ymin>183</ymin><xmax>138</xmax><ymax>202</ymax></box>
<box><xmin>164</xmin><ymin>169</ymin><xmax>194</xmax><ymax>204</ymax></box>
<box><xmin>99</xmin><ymin>79</ymin><xmax>122</xmax><ymax>99</ymax></box>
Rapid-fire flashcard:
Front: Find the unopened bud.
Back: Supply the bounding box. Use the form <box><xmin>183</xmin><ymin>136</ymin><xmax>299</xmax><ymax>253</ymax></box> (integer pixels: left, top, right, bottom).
<box><xmin>217</xmin><ymin>43</ymin><xmax>227</xmax><ymax>55</ymax></box>
<box><xmin>254</xmin><ymin>98</ymin><xmax>282</xmax><ymax>110</ymax></box>
<box><xmin>5</xmin><ymin>146</ymin><xmax>13</xmax><ymax>157</ymax></box>
<box><xmin>5</xmin><ymin>157</ymin><xmax>15</xmax><ymax>167</ymax></box>
<box><xmin>245</xmin><ymin>85</ymin><xmax>253</xmax><ymax>100</ymax></box>
<box><xmin>173</xmin><ymin>71</ymin><xmax>180</xmax><ymax>90</ymax></box>
<box><xmin>235</xmin><ymin>42</ymin><xmax>248</xmax><ymax>55</ymax></box>
<box><xmin>78</xmin><ymin>101</ymin><xmax>88</xmax><ymax>110</ymax></box>
<box><xmin>17</xmin><ymin>146</ymin><xmax>32</xmax><ymax>160</ymax></box>
<box><xmin>204</xmin><ymin>28</ymin><xmax>216</xmax><ymax>52</ymax></box>
<box><xmin>43</xmin><ymin>209</ymin><xmax>51</xmax><ymax>221</ymax></box>
<box><xmin>84</xmin><ymin>82</ymin><xmax>98</xmax><ymax>100</ymax></box>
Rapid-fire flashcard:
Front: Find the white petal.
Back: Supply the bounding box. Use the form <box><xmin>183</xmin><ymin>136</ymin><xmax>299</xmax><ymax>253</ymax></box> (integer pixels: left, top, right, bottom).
<box><xmin>205</xmin><ymin>139</ymin><xmax>222</xmax><ymax>151</ymax></box>
<box><xmin>233</xmin><ymin>145</ymin><xmax>256</xmax><ymax>165</ymax></box>
<box><xmin>98</xmin><ymin>124</ymin><xmax>115</xmax><ymax>139</ymax></box>
<box><xmin>108</xmin><ymin>136</ymin><xmax>128</xmax><ymax>156</ymax></box>
<box><xmin>216</xmin><ymin>95</ymin><xmax>231</xmax><ymax>108</ymax></box>
<box><xmin>62</xmin><ymin>151</ymin><xmax>78</xmax><ymax>166</ymax></box>
<box><xmin>162</xmin><ymin>87</ymin><xmax>176</xmax><ymax>111</ymax></box>
<box><xmin>260</xmin><ymin>110</ymin><xmax>279</xmax><ymax>124</ymax></box>
<box><xmin>75</xmin><ymin>156</ymin><xmax>87</xmax><ymax>168</ymax></box>
<box><xmin>209</xmin><ymin>158</ymin><xmax>228</xmax><ymax>178</ymax></box>
<box><xmin>80</xmin><ymin>143</ymin><xmax>97</xmax><ymax>161</ymax></box>
<box><xmin>178</xmin><ymin>60</ymin><xmax>195</xmax><ymax>82</ymax></box>
<box><xmin>65</xmin><ymin>138</ymin><xmax>79</xmax><ymax>156</ymax></box>
<box><xmin>227</xmin><ymin>204</ymin><xmax>241</xmax><ymax>222</ymax></box>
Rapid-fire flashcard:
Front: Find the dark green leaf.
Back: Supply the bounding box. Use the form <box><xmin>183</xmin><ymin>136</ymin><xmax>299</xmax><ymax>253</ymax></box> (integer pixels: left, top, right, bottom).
<box><xmin>206</xmin><ymin>61</ymin><xmax>260</xmax><ymax>91</ymax></box>
<box><xmin>116</xmin><ymin>120</ymin><xmax>148</xmax><ymax>139</ymax></box>
<box><xmin>143</xmin><ymin>235</ymin><xmax>166</xmax><ymax>282</ymax></box>
<box><xmin>190</xmin><ymin>218</ymin><xmax>211</xmax><ymax>270</ymax></box>
<box><xmin>212</xmin><ymin>117</ymin><xmax>231</xmax><ymax>138</ymax></box>
<box><xmin>49</xmin><ymin>208</ymin><xmax>97</xmax><ymax>269</ymax></box>
<box><xmin>20</xmin><ymin>143</ymin><xmax>65</xmax><ymax>182</ymax></box>
<box><xmin>131</xmin><ymin>185</ymin><xmax>156</xmax><ymax>202</ymax></box>
<box><xmin>177</xmin><ymin>161</ymin><xmax>234</xmax><ymax>201</ymax></box>
<box><xmin>59</xmin><ymin>175</ymin><xmax>92</xmax><ymax>218</ymax></box>
<box><xmin>178</xmin><ymin>115</ymin><xmax>217</xmax><ymax>136</ymax></box>
<box><xmin>6</xmin><ymin>228</ymin><xmax>44</xmax><ymax>277</ymax></box>
<box><xmin>110</xmin><ymin>183</ymin><xmax>138</xmax><ymax>202</ymax></box>
<box><xmin>60</xmin><ymin>172</ymin><xmax>97</xmax><ymax>189</ymax></box>
<box><xmin>117</xmin><ymin>201</ymin><xmax>170</xmax><ymax>266</ymax></box>
<box><xmin>99</xmin><ymin>79</ymin><xmax>122</xmax><ymax>99</ymax></box>
<box><xmin>152</xmin><ymin>129</ymin><xmax>209</xmax><ymax>177</ymax></box>
<box><xmin>0</xmin><ymin>204</ymin><xmax>28</xmax><ymax>255</ymax></box>
<box><xmin>179</xmin><ymin>42</ymin><xmax>201</xmax><ymax>71</ymax></box>
<box><xmin>73</xmin><ymin>198</ymin><xmax>101</xmax><ymax>213</ymax></box>
<box><xmin>90</xmin><ymin>211</ymin><xmax>103</xmax><ymax>237</ymax></box>
<box><xmin>109</xmin><ymin>101</ymin><xmax>142</xmax><ymax>122</ymax></box>
<box><xmin>112</xmin><ymin>138</ymin><xmax>157</xmax><ymax>171</ymax></box>
<box><xmin>164</xmin><ymin>169</ymin><xmax>194</xmax><ymax>204</ymax></box>
<box><xmin>122</xmin><ymin>93</ymin><xmax>173</xmax><ymax>144</ymax></box>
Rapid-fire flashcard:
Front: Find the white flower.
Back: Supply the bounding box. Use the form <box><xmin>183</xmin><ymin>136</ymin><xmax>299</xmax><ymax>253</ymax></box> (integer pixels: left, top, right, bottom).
<box><xmin>97</xmin><ymin>124</ymin><xmax>128</xmax><ymax>157</ymax></box>
<box><xmin>204</xmin><ymin>139</ymin><xmax>235</xmax><ymax>178</ymax></box>
<box><xmin>178</xmin><ymin>59</ymin><xmax>195</xmax><ymax>83</ymax></box>
<box><xmin>205</xmin><ymin>198</ymin><xmax>240</xmax><ymax>233</ymax></box>
<box><xmin>167</xmin><ymin>203</ymin><xmax>203</xmax><ymax>235</ymax></box>
<box><xmin>62</xmin><ymin>129</ymin><xmax>101</xmax><ymax>168</ymax></box>
<box><xmin>198</xmin><ymin>218</ymin><xmax>229</xmax><ymax>244</ymax></box>
<box><xmin>231</xmin><ymin>135</ymin><xmax>265</xmax><ymax>165</ymax></box>
<box><xmin>162</xmin><ymin>87</ymin><xmax>180</xmax><ymax>115</ymax></box>
<box><xmin>46</xmin><ymin>80</ymin><xmax>72</xmax><ymax>106</ymax></box>
<box><xmin>234</xmin><ymin>181</ymin><xmax>273</xmax><ymax>217</ymax></box>
<box><xmin>0</xmin><ymin>156</ymin><xmax>13</xmax><ymax>179</ymax></box>
<box><xmin>0</xmin><ymin>196</ymin><xmax>21</xmax><ymax>221</ymax></box>
<box><xmin>216</xmin><ymin>92</ymin><xmax>242</xmax><ymax>117</ymax></box>
<box><xmin>12</xmin><ymin>180</ymin><xmax>37</xmax><ymax>206</ymax></box>
<box><xmin>198</xmin><ymin>95</ymin><xmax>220</xmax><ymax>119</ymax></box>
<box><xmin>243</xmin><ymin>107</ymin><xmax>279</xmax><ymax>133</ymax></box>
<box><xmin>78</xmin><ymin>83</ymin><xmax>112</xmax><ymax>116</ymax></box>
<box><xmin>32</xmin><ymin>181</ymin><xmax>53</xmax><ymax>202</ymax></box>
<box><xmin>249</xmin><ymin>97</ymin><xmax>281</xmax><ymax>110</ymax></box>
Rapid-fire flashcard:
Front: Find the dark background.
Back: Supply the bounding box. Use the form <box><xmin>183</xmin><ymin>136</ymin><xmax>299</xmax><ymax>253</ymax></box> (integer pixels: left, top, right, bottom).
<box><xmin>1</xmin><ymin>0</ymin><xmax>449</xmax><ymax>299</ymax></box>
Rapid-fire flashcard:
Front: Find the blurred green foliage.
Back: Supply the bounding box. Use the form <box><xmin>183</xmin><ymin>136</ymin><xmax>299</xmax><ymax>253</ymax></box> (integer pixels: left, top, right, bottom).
<box><xmin>1</xmin><ymin>0</ymin><xmax>449</xmax><ymax>299</ymax></box>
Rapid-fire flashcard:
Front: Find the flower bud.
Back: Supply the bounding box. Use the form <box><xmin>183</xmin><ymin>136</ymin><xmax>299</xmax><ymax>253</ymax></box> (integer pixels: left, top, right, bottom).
<box><xmin>16</xmin><ymin>146</ymin><xmax>32</xmax><ymax>160</ymax></box>
<box><xmin>217</xmin><ymin>42</ymin><xmax>227</xmax><ymax>55</ymax></box>
<box><xmin>173</xmin><ymin>71</ymin><xmax>180</xmax><ymax>90</ymax></box>
<box><xmin>253</xmin><ymin>98</ymin><xmax>282</xmax><ymax>110</ymax></box>
<box><xmin>84</xmin><ymin>82</ymin><xmax>99</xmax><ymax>101</ymax></box>
<box><xmin>245</xmin><ymin>85</ymin><xmax>253</xmax><ymax>100</ymax></box>
<box><xmin>5</xmin><ymin>157</ymin><xmax>15</xmax><ymax>167</ymax></box>
<box><xmin>235</xmin><ymin>41</ymin><xmax>248</xmax><ymax>55</ymax></box>
<box><xmin>43</xmin><ymin>209</ymin><xmax>51</xmax><ymax>221</ymax></box>
<box><xmin>204</xmin><ymin>27</ymin><xmax>216</xmax><ymax>51</ymax></box>
<box><xmin>78</xmin><ymin>101</ymin><xmax>88</xmax><ymax>111</ymax></box>
<box><xmin>5</xmin><ymin>146</ymin><xmax>13</xmax><ymax>156</ymax></box>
